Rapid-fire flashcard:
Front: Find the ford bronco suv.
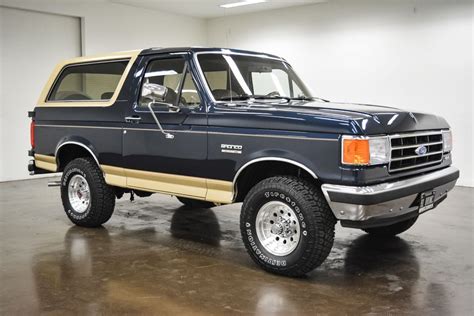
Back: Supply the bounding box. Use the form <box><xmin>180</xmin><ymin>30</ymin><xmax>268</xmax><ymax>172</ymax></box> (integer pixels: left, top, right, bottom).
<box><xmin>29</xmin><ymin>47</ymin><xmax>459</xmax><ymax>276</ymax></box>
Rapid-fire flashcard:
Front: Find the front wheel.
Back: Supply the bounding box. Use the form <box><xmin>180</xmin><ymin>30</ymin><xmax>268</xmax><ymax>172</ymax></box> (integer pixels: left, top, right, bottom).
<box><xmin>363</xmin><ymin>216</ymin><xmax>418</xmax><ymax>237</ymax></box>
<box><xmin>240</xmin><ymin>176</ymin><xmax>336</xmax><ymax>277</ymax></box>
<box><xmin>61</xmin><ymin>158</ymin><xmax>115</xmax><ymax>227</ymax></box>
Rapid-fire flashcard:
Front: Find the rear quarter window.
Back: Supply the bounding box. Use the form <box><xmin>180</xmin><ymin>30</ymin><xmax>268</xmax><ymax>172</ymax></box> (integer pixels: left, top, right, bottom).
<box><xmin>48</xmin><ymin>60</ymin><xmax>128</xmax><ymax>101</ymax></box>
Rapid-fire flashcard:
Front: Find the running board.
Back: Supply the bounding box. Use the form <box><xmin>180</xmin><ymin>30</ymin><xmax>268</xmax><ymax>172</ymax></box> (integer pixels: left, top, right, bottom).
<box><xmin>47</xmin><ymin>181</ymin><xmax>61</xmax><ymax>187</ymax></box>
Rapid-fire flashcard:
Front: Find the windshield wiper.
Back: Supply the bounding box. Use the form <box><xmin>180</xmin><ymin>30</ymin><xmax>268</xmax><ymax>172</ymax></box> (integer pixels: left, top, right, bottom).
<box><xmin>218</xmin><ymin>95</ymin><xmax>254</xmax><ymax>101</ymax></box>
<box><xmin>253</xmin><ymin>95</ymin><xmax>292</xmax><ymax>101</ymax></box>
<box><xmin>218</xmin><ymin>95</ymin><xmax>291</xmax><ymax>102</ymax></box>
<box><xmin>312</xmin><ymin>97</ymin><xmax>330</xmax><ymax>102</ymax></box>
<box><xmin>289</xmin><ymin>96</ymin><xmax>314</xmax><ymax>101</ymax></box>
<box><xmin>218</xmin><ymin>95</ymin><xmax>329</xmax><ymax>103</ymax></box>
<box><xmin>289</xmin><ymin>96</ymin><xmax>329</xmax><ymax>102</ymax></box>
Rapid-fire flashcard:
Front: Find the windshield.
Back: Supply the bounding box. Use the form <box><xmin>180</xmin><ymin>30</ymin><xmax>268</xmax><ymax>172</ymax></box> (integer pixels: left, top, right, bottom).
<box><xmin>197</xmin><ymin>53</ymin><xmax>313</xmax><ymax>102</ymax></box>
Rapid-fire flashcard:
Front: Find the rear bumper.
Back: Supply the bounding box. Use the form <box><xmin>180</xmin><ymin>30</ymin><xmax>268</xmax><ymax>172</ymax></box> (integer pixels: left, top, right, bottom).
<box><xmin>321</xmin><ymin>166</ymin><xmax>459</xmax><ymax>228</ymax></box>
<box><xmin>28</xmin><ymin>157</ymin><xmax>51</xmax><ymax>175</ymax></box>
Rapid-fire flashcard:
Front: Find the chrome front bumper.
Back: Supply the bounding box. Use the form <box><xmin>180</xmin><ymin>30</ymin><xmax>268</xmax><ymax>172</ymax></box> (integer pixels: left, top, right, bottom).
<box><xmin>321</xmin><ymin>166</ymin><xmax>459</xmax><ymax>228</ymax></box>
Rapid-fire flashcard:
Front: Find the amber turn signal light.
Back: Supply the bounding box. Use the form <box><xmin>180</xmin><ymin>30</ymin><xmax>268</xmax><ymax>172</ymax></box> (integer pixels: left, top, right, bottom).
<box><xmin>342</xmin><ymin>138</ymin><xmax>370</xmax><ymax>165</ymax></box>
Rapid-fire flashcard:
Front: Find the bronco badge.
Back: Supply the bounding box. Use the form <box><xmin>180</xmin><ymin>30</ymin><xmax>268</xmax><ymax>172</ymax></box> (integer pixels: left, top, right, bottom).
<box><xmin>221</xmin><ymin>144</ymin><xmax>243</xmax><ymax>154</ymax></box>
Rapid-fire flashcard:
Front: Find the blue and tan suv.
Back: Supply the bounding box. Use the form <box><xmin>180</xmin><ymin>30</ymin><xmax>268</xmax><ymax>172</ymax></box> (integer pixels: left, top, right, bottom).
<box><xmin>28</xmin><ymin>47</ymin><xmax>459</xmax><ymax>276</ymax></box>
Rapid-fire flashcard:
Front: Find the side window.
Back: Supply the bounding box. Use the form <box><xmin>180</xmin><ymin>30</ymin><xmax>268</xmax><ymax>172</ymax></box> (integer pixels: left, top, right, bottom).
<box><xmin>49</xmin><ymin>60</ymin><xmax>128</xmax><ymax>101</ymax></box>
<box><xmin>139</xmin><ymin>57</ymin><xmax>201</xmax><ymax>109</ymax></box>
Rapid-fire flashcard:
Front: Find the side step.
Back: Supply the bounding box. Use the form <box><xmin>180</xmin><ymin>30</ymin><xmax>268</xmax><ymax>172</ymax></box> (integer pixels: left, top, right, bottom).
<box><xmin>47</xmin><ymin>181</ymin><xmax>61</xmax><ymax>187</ymax></box>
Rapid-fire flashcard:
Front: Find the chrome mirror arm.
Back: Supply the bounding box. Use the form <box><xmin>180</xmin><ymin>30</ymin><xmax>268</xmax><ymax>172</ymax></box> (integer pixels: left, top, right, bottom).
<box><xmin>169</xmin><ymin>103</ymin><xmax>181</xmax><ymax>112</ymax></box>
<box><xmin>147</xmin><ymin>102</ymin><xmax>174</xmax><ymax>139</ymax></box>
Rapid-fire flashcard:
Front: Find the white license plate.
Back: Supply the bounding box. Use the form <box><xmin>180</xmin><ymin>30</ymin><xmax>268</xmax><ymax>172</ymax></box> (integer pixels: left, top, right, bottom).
<box><xmin>419</xmin><ymin>191</ymin><xmax>435</xmax><ymax>213</ymax></box>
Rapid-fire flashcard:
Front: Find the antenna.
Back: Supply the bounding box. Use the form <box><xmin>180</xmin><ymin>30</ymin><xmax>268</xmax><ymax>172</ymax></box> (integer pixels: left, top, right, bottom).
<box><xmin>224</xmin><ymin>10</ymin><xmax>233</xmax><ymax>104</ymax></box>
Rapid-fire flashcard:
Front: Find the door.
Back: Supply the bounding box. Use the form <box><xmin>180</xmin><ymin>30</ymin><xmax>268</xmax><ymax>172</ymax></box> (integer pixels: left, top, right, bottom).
<box><xmin>122</xmin><ymin>54</ymin><xmax>208</xmax><ymax>198</ymax></box>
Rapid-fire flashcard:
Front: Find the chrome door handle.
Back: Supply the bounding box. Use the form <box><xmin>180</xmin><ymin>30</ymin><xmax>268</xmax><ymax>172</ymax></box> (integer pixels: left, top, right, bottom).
<box><xmin>125</xmin><ymin>116</ymin><xmax>141</xmax><ymax>123</ymax></box>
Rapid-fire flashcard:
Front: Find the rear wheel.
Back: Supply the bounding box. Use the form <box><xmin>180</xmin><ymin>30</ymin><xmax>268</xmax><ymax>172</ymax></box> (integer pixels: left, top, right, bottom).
<box><xmin>176</xmin><ymin>196</ymin><xmax>216</xmax><ymax>209</ymax></box>
<box><xmin>61</xmin><ymin>158</ymin><xmax>115</xmax><ymax>227</ymax></box>
<box><xmin>363</xmin><ymin>216</ymin><xmax>418</xmax><ymax>236</ymax></box>
<box><xmin>240</xmin><ymin>176</ymin><xmax>336</xmax><ymax>277</ymax></box>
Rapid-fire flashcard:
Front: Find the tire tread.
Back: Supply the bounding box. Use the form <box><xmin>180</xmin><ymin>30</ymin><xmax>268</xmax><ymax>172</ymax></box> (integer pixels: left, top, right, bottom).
<box><xmin>241</xmin><ymin>176</ymin><xmax>336</xmax><ymax>276</ymax></box>
<box><xmin>61</xmin><ymin>158</ymin><xmax>115</xmax><ymax>227</ymax></box>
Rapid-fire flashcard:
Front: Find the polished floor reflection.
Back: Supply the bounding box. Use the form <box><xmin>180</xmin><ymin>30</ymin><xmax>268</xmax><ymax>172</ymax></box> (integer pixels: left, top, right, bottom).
<box><xmin>0</xmin><ymin>177</ymin><xmax>472</xmax><ymax>314</ymax></box>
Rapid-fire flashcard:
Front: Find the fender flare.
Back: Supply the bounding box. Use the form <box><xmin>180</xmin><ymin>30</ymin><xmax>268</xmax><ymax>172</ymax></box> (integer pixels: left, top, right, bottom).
<box><xmin>232</xmin><ymin>156</ymin><xmax>318</xmax><ymax>189</ymax></box>
<box><xmin>55</xmin><ymin>137</ymin><xmax>101</xmax><ymax>170</ymax></box>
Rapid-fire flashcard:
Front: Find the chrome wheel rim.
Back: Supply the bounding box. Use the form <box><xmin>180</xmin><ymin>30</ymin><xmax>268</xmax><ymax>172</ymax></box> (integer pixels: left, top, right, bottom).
<box><xmin>68</xmin><ymin>175</ymin><xmax>90</xmax><ymax>213</ymax></box>
<box><xmin>255</xmin><ymin>201</ymin><xmax>301</xmax><ymax>256</ymax></box>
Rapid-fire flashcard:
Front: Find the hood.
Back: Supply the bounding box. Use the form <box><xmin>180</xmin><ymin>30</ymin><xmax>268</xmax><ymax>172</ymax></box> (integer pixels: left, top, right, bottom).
<box><xmin>209</xmin><ymin>100</ymin><xmax>450</xmax><ymax>135</ymax></box>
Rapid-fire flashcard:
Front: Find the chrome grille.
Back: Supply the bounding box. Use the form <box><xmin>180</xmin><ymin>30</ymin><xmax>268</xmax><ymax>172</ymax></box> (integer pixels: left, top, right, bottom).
<box><xmin>389</xmin><ymin>131</ymin><xmax>443</xmax><ymax>173</ymax></box>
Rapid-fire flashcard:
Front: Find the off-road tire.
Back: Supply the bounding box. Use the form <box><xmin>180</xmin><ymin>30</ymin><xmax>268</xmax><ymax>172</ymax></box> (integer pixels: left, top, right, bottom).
<box><xmin>240</xmin><ymin>176</ymin><xmax>336</xmax><ymax>277</ymax></box>
<box><xmin>363</xmin><ymin>216</ymin><xmax>418</xmax><ymax>236</ymax></box>
<box><xmin>61</xmin><ymin>158</ymin><xmax>115</xmax><ymax>227</ymax></box>
<box><xmin>176</xmin><ymin>196</ymin><xmax>216</xmax><ymax>209</ymax></box>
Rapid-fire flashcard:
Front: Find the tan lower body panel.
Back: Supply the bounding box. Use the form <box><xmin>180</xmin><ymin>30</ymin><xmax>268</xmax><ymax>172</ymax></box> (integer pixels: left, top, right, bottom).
<box><xmin>126</xmin><ymin>168</ymin><xmax>207</xmax><ymax>198</ymax></box>
<box><xmin>101</xmin><ymin>164</ymin><xmax>233</xmax><ymax>204</ymax></box>
<box><xmin>206</xmin><ymin>179</ymin><xmax>233</xmax><ymax>204</ymax></box>
<box><xmin>34</xmin><ymin>154</ymin><xmax>57</xmax><ymax>172</ymax></box>
<box><xmin>101</xmin><ymin>165</ymin><xmax>127</xmax><ymax>187</ymax></box>
<box><xmin>33</xmin><ymin>155</ymin><xmax>232</xmax><ymax>203</ymax></box>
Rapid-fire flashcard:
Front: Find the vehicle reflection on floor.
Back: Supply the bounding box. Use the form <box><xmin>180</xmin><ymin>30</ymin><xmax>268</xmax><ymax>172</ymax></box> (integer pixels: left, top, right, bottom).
<box><xmin>170</xmin><ymin>207</ymin><xmax>221</xmax><ymax>246</ymax></box>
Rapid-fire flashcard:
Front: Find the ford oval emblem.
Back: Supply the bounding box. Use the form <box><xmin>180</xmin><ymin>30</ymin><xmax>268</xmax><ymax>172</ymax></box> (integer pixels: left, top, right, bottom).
<box><xmin>415</xmin><ymin>145</ymin><xmax>428</xmax><ymax>156</ymax></box>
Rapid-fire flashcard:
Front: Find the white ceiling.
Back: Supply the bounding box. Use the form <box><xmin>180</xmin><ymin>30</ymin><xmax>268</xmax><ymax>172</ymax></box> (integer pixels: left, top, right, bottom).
<box><xmin>109</xmin><ymin>0</ymin><xmax>327</xmax><ymax>19</ymax></box>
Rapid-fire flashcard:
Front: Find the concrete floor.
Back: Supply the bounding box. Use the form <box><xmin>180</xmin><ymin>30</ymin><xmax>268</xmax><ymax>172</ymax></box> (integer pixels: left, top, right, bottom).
<box><xmin>0</xmin><ymin>177</ymin><xmax>472</xmax><ymax>315</ymax></box>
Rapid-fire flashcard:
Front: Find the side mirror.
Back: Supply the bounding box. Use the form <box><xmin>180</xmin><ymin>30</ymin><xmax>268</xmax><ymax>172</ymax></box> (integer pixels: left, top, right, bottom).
<box><xmin>141</xmin><ymin>82</ymin><xmax>175</xmax><ymax>139</ymax></box>
<box><xmin>141</xmin><ymin>82</ymin><xmax>181</xmax><ymax>112</ymax></box>
<box><xmin>141</xmin><ymin>82</ymin><xmax>168</xmax><ymax>103</ymax></box>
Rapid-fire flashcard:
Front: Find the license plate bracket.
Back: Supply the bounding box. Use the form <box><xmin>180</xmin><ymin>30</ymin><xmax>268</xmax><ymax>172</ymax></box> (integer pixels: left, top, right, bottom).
<box><xmin>419</xmin><ymin>190</ymin><xmax>435</xmax><ymax>213</ymax></box>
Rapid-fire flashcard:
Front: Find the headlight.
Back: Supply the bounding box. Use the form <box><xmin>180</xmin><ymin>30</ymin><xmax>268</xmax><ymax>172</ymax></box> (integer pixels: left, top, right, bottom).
<box><xmin>442</xmin><ymin>130</ymin><xmax>452</xmax><ymax>152</ymax></box>
<box><xmin>342</xmin><ymin>135</ymin><xmax>390</xmax><ymax>166</ymax></box>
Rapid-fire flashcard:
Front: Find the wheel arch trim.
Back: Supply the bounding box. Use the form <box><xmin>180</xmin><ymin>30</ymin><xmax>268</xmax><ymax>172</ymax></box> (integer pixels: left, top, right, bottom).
<box><xmin>232</xmin><ymin>157</ymin><xmax>318</xmax><ymax>190</ymax></box>
<box><xmin>55</xmin><ymin>141</ymin><xmax>101</xmax><ymax>170</ymax></box>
